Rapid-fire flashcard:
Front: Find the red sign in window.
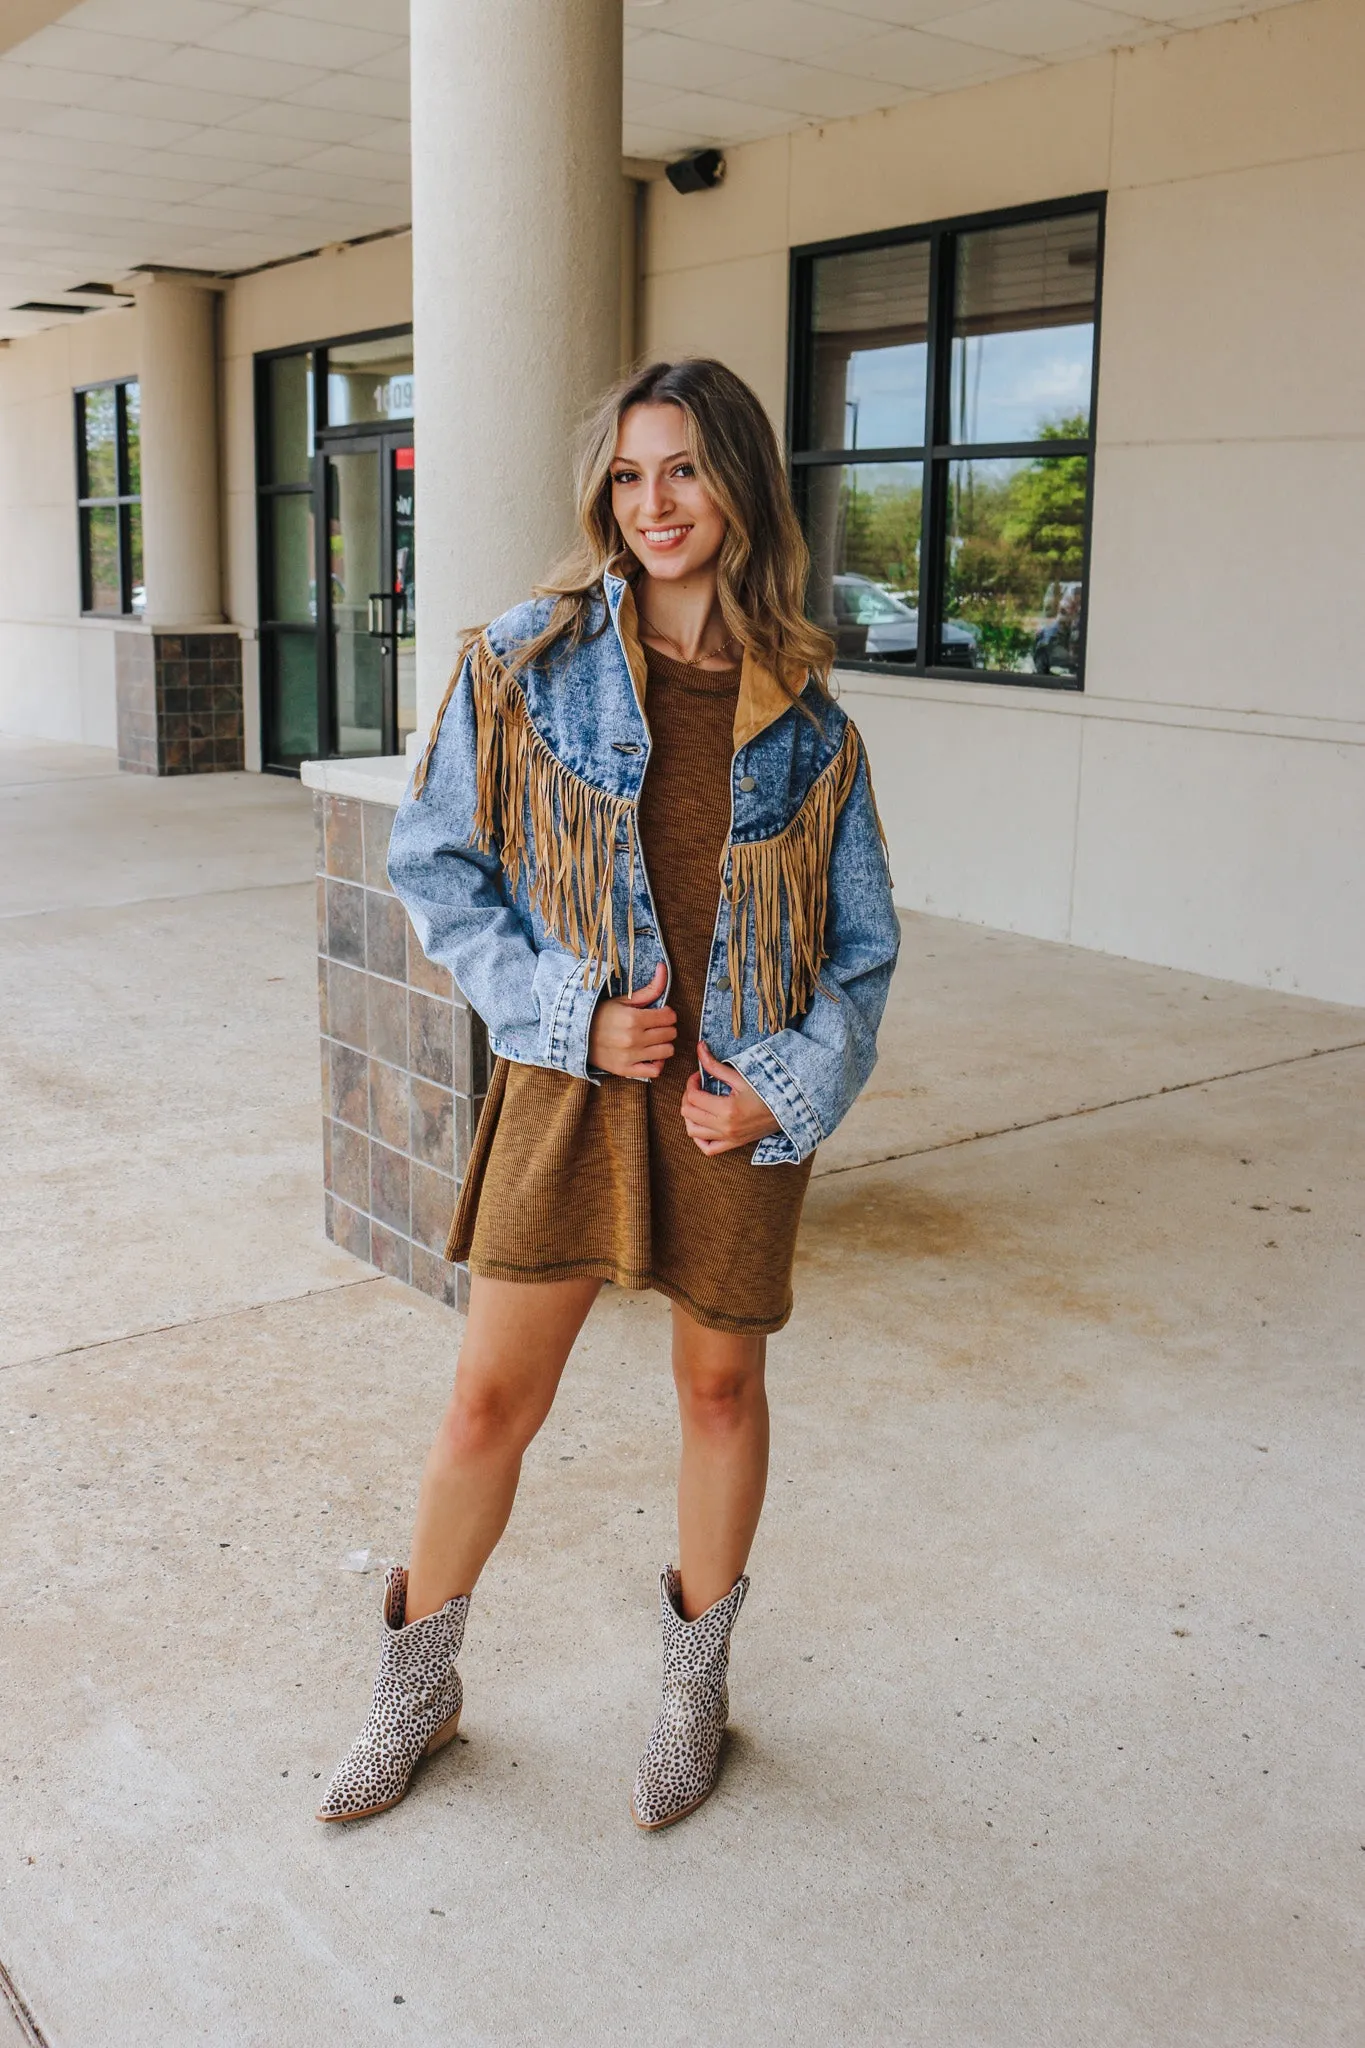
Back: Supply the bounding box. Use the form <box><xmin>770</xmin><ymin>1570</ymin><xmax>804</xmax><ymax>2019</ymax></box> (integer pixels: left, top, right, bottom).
<box><xmin>395</xmin><ymin>446</ymin><xmax>414</xmax><ymax>471</ymax></box>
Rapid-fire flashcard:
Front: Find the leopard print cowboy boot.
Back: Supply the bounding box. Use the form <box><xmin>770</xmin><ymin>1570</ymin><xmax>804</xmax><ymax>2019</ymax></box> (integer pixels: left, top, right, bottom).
<box><xmin>631</xmin><ymin>1566</ymin><xmax>749</xmax><ymax>1830</ymax></box>
<box><xmin>316</xmin><ymin>1564</ymin><xmax>469</xmax><ymax>1823</ymax></box>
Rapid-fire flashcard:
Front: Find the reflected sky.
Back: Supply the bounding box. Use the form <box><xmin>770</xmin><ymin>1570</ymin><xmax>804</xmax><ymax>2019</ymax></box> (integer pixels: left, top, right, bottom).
<box><xmin>949</xmin><ymin>323</ymin><xmax>1093</xmax><ymax>444</ymax></box>
<box><xmin>837</xmin><ymin>339</ymin><xmax>927</xmax><ymax>449</ymax></box>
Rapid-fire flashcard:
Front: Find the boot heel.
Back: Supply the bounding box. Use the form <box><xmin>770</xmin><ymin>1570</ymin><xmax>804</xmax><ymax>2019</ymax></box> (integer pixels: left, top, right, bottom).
<box><xmin>424</xmin><ymin>1706</ymin><xmax>462</xmax><ymax>1757</ymax></box>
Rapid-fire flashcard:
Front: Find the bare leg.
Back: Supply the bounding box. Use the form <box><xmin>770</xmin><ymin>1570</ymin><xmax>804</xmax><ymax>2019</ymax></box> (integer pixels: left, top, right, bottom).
<box><xmin>405</xmin><ymin>1273</ymin><xmax>602</xmax><ymax>1622</ymax></box>
<box><xmin>671</xmin><ymin>1305</ymin><xmax>769</xmax><ymax>1621</ymax></box>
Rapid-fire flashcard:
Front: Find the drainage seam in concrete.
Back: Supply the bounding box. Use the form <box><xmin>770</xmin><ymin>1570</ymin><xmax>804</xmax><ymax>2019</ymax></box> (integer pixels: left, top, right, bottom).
<box><xmin>813</xmin><ymin>1037</ymin><xmax>1365</xmax><ymax>1182</ymax></box>
<box><xmin>6</xmin><ymin>1041</ymin><xmax>1363</xmax><ymax>1372</ymax></box>
<box><xmin>0</xmin><ymin>875</ymin><xmax>315</xmax><ymax>924</ymax></box>
<box><xmin>0</xmin><ymin>1959</ymin><xmax>49</xmax><ymax>2048</ymax></box>
<box><xmin>2</xmin><ymin>1273</ymin><xmax>385</xmax><ymax>1377</ymax></box>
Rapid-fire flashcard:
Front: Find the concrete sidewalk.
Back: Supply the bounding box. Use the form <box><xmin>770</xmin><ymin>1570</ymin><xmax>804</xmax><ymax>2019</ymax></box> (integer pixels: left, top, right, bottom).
<box><xmin>2</xmin><ymin>733</ymin><xmax>1362</xmax><ymax>2046</ymax></box>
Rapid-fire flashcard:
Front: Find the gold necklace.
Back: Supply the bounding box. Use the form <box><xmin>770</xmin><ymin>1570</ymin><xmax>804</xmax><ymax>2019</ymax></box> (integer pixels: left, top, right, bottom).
<box><xmin>639</xmin><ymin>611</ymin><xmax>742</xmax><ymax>666</ymax></box>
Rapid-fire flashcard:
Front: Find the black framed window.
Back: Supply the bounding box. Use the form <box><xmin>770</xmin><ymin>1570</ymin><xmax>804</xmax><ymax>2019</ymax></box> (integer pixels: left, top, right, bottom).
<box><xmin>75</xmin><ymin>378</ymin><xmax>142</xmax><ymax>616</ymax></box>
<box><xmin>789</xmin><ymin>195</ymin><xmax>1104</xmax><ymax>687</ymax></box>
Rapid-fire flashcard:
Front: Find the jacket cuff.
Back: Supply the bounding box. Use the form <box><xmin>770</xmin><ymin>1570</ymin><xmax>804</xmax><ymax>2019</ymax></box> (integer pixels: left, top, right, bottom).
<box><xmin>545</xmin><ymin>955</ymin><xmax>607</xmax><ymax>1082</ymax></box>
<box><xmin>730</xmin><ymin>1042</ymin><xmax>822</xmax><ymax>1165</ymax></box>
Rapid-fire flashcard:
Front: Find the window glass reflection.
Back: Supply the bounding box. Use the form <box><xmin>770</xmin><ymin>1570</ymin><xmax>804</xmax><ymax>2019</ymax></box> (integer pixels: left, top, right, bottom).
<box><xmin>393</xmin><ymin>445</ymin><xmax>416</xmax><ymax>748</ymax></box>
<box><xmin>81</xmin><ymin>386</ymin><xmax>118</xmax><ymax>498</ymax></box>
<box><xmin>123</xmin><ymin>381</ymin><xmax>141</xmax><ymax>496</ymax></box>
<box><xmin>268</xmin><ymin>494</ymin><xmax>316</xmax><ymax>623</ymax></box>
<box><xmin>82</xmin><ymin>504</ymin><xmax>120</xmax><ymax>612</ymax></box>
<box><xmin>327</xmin><ymin>333</ymin><xmax>414</xmax><ymax>426</ymax></box>
<box><xmin>939</xmin><ymin>451</ymin><xmax>1087</xmax><ymax>673</ymax></box>
<box><xmin>808</xmin><ymin>242</ymin><xmax>928</xmax><ymax>452</ymax></box>
<box><xmin>127</xmin><ymin>501</ymin><xmax>144</xmax><ymax>615</ymax></box>
<box><xmin>268</xmin><ymin>352</ymin><xmax>313</xmax><ymax>484</ymax></box>
<box><xmin>804</xmin><ymin>463</ymin><xmax>926</xmax><ymax>665</ymax></box>
<box><xmin>950</xmin><ymin>212</ymin><xmax>1098</xmax><ymax>444</ymax></box>
<box><xmin>271</xmin><ymin>631</ymin><xmax>320</xmax><ymax>761</ymax></box>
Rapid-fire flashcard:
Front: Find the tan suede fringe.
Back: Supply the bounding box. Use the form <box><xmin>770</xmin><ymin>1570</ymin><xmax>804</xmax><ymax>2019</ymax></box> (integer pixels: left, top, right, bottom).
<box><xmin>720</xmin><ymin>719</ymin><xmax>861</xmax><ymax>1036</ymax></box>
<box><xmin>416</xmin><ymin>633</ymin><xmax>636</xmax><ymax>991</ymax></box>
<box><xmin>412</xmin><ymin>633</ymin><xmax>871</xmax><ymax>1029</ymax></box>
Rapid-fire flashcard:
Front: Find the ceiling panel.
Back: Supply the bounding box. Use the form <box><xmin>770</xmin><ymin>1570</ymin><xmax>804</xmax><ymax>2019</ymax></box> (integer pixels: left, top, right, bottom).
<box><xmin>0</xmin><ymin>0</ymin><xmax>1307</xmax><ymax>339</ymax></box>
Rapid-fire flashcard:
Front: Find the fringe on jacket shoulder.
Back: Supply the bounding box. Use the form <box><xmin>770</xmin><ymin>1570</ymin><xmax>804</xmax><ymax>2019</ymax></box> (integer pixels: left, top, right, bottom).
<box><xmin>414</xmin><ymin>632</ymin><xmax>635</xmax><ymax>991</ymax></box>
<box><xmin>720</xmin><ymin>718</ymin><xmax>862</xmax><ymax>1037</ymax></box>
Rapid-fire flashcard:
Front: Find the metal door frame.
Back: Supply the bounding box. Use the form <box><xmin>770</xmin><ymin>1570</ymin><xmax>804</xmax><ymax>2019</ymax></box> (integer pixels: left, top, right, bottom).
<box><xmin>312</xmin><ymin>423</ymin><xmax>414</xmax><ymax>758</ymax></box>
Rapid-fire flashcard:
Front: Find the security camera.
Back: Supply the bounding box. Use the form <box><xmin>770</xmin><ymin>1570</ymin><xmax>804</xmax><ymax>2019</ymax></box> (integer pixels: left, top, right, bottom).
<box><xmin>665</xmin><ymin>149</ymin><xmax>725</xmax><ymax>195</ymax></box>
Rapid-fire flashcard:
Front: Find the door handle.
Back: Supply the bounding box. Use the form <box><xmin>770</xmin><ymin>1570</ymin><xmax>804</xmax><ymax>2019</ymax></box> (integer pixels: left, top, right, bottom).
<box><xmin>367</xmin><ymin>592</ymin><xmax>393</xmax><ymax>637</ymax></box>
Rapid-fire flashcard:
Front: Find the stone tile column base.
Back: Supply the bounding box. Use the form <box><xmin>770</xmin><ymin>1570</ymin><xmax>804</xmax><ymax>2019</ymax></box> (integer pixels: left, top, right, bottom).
<box><xmin>312</xmin><ymin>784</ymin><xmax>489</xmax><ymax>1312</ymax></box>
<box><xmin>115</xmin><ymin>629</ymin><xmax>244</xmax><ymax>775</ymax></box>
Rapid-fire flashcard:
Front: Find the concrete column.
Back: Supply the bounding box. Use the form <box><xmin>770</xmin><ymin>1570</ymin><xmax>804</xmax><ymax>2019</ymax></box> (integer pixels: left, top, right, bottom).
<box><xmin>410</xmin><ymin>0</ymin><xmax>623</xmax><ymax>731</ymax></box>
<box><xmin>134</xmin><ymin>273</ymin><xmax>223</xmax><ymax>629</ymax></box>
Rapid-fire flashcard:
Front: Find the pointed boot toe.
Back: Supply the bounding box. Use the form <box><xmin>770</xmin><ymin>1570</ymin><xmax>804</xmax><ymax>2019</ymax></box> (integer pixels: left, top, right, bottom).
<box><xmin>631</xmin><ymin>1567</ymin><xmax>747</xmax><ymax>1832</ymax></box>
<box><xmin>317</xmin><ymin>1565</ymin><xmax>469</xmax><ymax>1824</ymax></box>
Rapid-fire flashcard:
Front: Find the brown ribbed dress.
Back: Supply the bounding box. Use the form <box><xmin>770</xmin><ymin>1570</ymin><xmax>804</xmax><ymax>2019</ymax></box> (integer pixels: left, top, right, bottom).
<box><xmin>446</xmin><ymin>644</ymin><xmax>815</xmax><ymax>1334</ymax></box>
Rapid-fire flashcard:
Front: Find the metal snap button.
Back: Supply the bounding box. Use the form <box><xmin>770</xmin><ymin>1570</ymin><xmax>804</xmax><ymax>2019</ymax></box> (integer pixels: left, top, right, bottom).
<box><xmin>738</xmin><ymin>774</ymin><xmax>756</xmax><ymax>791</ymax></box>
<box><xmin>715</xmin><ymin>974</ymin><xmax>731</xmax><ymax>991</ymax></box>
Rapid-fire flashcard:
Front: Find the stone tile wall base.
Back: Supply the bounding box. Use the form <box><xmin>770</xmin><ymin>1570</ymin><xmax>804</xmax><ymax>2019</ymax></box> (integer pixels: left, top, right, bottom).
<box><xmin>316</xmin><ymin>790</ymin><xmax>489</xmax><ymax>1312</ymax></box>
<box><xmin>115</xmin><ymin>630</ymin><xmax>244</xmax><ymax>776</ymax></box>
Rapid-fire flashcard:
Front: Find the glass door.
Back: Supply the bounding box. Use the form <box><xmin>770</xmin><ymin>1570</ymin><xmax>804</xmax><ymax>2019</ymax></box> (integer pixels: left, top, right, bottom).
<box><xmin>318</xmin><ymin>428</ymin><xmax>415</xmax><ymax>757</ymax></box>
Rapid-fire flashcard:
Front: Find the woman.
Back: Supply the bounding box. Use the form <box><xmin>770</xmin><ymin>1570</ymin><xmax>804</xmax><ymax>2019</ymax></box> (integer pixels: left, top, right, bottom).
<box><xmin>317</xmin><ymin>358</ymin><xmax>900</xmax><ymax>1832</ymax></box>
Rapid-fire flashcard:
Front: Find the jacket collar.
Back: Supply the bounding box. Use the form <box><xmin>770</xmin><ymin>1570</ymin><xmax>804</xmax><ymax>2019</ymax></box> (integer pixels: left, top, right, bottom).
<box><xmin>605</xmin><ymin>569</ymin><xmax>795</xmax><ymax>756</ymax></box>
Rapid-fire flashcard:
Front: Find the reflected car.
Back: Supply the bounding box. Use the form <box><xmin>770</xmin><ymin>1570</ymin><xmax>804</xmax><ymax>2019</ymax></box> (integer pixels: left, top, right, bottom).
<box><xmin>830</xmin><ymin>574</ymin><xmax>978</xmax><ymax>667</ymax></box>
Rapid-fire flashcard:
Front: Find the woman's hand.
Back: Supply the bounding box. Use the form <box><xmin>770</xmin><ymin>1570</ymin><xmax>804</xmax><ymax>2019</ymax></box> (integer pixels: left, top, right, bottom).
<box><xmin>681</xmin><ymin>1040</ymin><xmax>782</xmax><ymax>1156</ymax></box>
<box><xmin>587</xmin><ymin>961</ymin><xmax>677</xmax><ymax>1079</ymax></box>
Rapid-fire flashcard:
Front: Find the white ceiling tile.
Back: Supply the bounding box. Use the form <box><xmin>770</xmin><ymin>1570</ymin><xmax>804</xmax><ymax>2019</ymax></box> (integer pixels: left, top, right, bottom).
<box><xmin>346</xmin><ymin>43</ymin><xmax>411</xmax><ymax>84</ymax></box>
<box><xmin>20</xmin><ymin>186</ymin><xmax>173</xmax><ymax>224</ymax></box>
<box><xmin>243</xmin><ymin>162</ymin><xmax>400</xmax><ymax>203</ymax></box>
<box><xmin>296</xmin><ymin>142</ymin><xmax>411</xmax><ymax>181</ymax></box>
<box><xmin>834</xmin><ymin>24</ymin><xmax>1039</xmax><ymax>85</ymax></box>
<box><xmin>169</xmin><ymin>128</ymin><xmax>322</xmax><ymax>167</ymax></box>
<box><xmin>626</xmin><ymin>31</ymin><xmax>769</xmax><ymax>91</ymax></box>
<box><xmin>202</xmin><ymin>9</ymin><xmax>402</xmax><ymax>70</ymax></box>
<box><xmin>165</xmin><ymin>180</ymin><xmax>327</xmax><ymax>217</ymax></box>
<box><xmin>285</xmin><ymin>71</ymin><xmax>408</xmax><ymax>118</ymax></box>
<box><xmin>25</xmin><ymin>105</ymin><xmax>201</xmax><ymax>148</ymax></box>
<box><xmin>92</xmin><ymin>78</ymin><xmax>260</xmax><ymax>125</ymax></box>
<box><xmin>138</xmin><ymin>47</ymin><xmax>328</xmax><ymax>100</ymax></box>
<box><xmin>61</xmin><ymin>0</ymin><xmax>251</xmax><ymax>36</ymax></box>
<box><xmin>349</xmin><ymin>116</ymin><xmax>410</xmax><ymax>152</ymax></box>
<box><xmin>112</xmin><ymin>145</ymin><xmax>258</xmax><ymax>183</ymax></box>
<box><xmin>632</xmin><ymin>89</ymin><xmax>801</xmax><ymax>143</ymax></box>
<box><xmin>672</xmin><ymin>0</ymin><xmax>888</xmax><ymax>62</ymax></box>
<box><xmin>222</xmin><ymin>99</ymin><xmax>363</xmax><ymax>142</ymax></box>
<box><xmin>726</xmin><ymin>58</ymin><xmax>914</xmax><ymax>117</ymax></box>
<box><xmin>920</xmin><ymin>0</ymin><xmax>1153</xmax><ymax>57</ymax></box>
<box><xmin>1</xmin><ymin>25</ymin><xmax>177</xmax><ymax>79</ymax></box>
<box><xmin>0</xmin><ymin>129</ymin><xmax>138</xmax><ymax>172</ymax></box>
<box><xmin>623</xmin><ymin>124</ymin><xmax>705</xmax><ymax>157</ymax></box>
<box><xmin>624</xmin><ymin>78</ymin><xmax>680</xmax><ymax>117</ymax></box>
<box><xmin>793</xmin><ymin>0</ymin><xmax>1003</xmax><ymax>20</ymax></box>
<box><xmin>0</xmin><ymin>61</ymin><xmax>111</xmax><ymax>110</ymax></box>
<box><xmin>622</xmin><ymin>1</ymin><xmax>748</xmax><ymax>30</ymax></box>
<box><xmin>273</xmin><ymin>0</ymin><xmax>410</xmax><ymax>28</ymax></box>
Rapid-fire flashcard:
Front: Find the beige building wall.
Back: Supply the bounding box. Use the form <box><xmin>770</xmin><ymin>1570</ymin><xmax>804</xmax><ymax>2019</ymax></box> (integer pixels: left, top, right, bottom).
<box><xmin>642</xmin><ymin>0</ymin><xmax>1365</xmax><ymax>1006</ymax></box>
<box><xmin>0</xmin><ymin>307</ymin><xmax>140</xmax><ymax>747</ymax></box>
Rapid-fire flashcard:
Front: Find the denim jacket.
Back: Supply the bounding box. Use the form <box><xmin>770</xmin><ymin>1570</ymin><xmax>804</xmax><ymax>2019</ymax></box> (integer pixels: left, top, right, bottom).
<box><xmin>386</xmin><ymin>570</ymin><xmax>900</xmax><ymax>1165</ymax></box>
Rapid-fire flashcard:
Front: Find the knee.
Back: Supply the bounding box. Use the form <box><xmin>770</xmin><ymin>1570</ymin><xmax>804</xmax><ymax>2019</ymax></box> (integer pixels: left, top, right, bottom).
<box><xmin>434</xmin><ymin>1378</ymin><xmax>536</xmax><ymax>1465</ymax></box>
<box><xmin>675</xmin><ymin>1364</ymin><xmax>763</xmax><ymax>1437</ymax></box>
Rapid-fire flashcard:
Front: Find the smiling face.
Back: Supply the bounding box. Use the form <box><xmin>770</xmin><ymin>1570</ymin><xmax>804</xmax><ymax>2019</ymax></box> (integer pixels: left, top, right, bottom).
<box><xmin>609</xmin><ymin>401</ymin><xmax>727</xmax><ymax>584</ymax></box>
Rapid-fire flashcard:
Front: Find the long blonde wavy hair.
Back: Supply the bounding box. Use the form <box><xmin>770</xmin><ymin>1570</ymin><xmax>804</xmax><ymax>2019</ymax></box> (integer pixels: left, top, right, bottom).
<box><xmin>502</xmin><ymin>358</ymin><xmax>834</xmax><ymax>716</ymax></box>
